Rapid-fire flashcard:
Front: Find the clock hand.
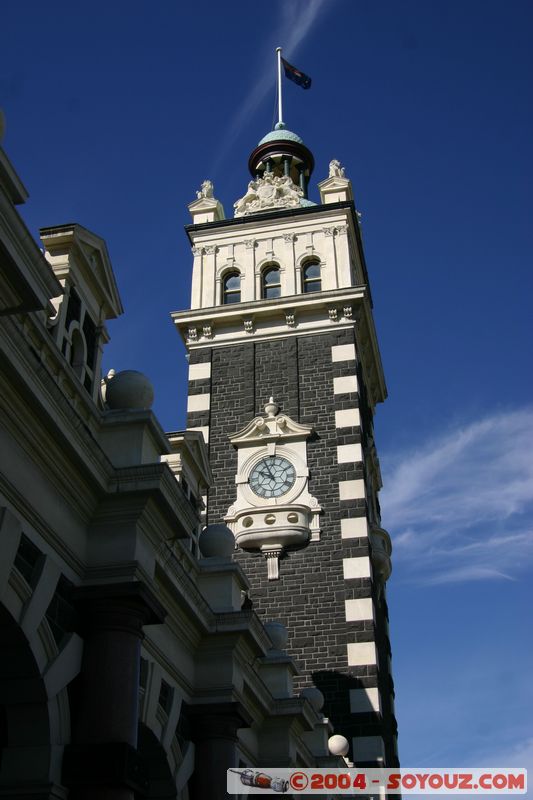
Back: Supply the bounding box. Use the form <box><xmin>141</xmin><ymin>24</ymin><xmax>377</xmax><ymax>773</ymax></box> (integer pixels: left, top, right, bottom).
<box><xmin>256</xmin><ymin>471</ymin><xmax>275</xmax><ymax>489</ymax></box>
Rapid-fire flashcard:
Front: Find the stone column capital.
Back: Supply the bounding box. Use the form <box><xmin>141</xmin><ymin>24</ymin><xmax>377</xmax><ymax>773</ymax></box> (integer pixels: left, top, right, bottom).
<box><xmin>188</xmin><ymin>701</ymin><xmax>253</xmax><ymax>742</ymax></box>
<box><xmin>72</xmin><ymin>581</ymin><xmax>166</xmax><ymax>636</ymax></box>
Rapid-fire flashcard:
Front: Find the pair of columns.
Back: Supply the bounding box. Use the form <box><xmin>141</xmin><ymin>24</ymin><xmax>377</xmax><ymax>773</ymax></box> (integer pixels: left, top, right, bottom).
<box><xmin>257</xmin><ymin>157</ymin><xmax>309</xmax><ymax>196</ymax></box>
<box><xmin>63</xmin><ymin>582</ymin><xmax>247</xmax><ymax>800</ymax></box>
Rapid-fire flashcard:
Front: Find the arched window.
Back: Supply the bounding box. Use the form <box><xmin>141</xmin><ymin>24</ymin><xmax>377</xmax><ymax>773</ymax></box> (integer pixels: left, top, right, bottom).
<box><xmin>302</xmin><ymin>260</ymin><xmax>321</xmax><ymax>293</ymax></box>
<box><xmin>69</xmin><ymin>328</ymin><xmax>86</xmax><ymax>378</ymax></box>
<box><xmin>223</xmin><ymin>271</ymin><xmax>241</xmax><ymax>304</ymax></box>
<box><xmin>262</xmin><ymin>265</ymin><xmax>281</xmax><ymax>299</ymax></box>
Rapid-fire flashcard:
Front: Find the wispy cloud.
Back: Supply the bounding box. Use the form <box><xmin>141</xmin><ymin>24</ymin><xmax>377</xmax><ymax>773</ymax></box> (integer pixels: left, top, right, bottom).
<box><xmin>453</xmin><ymin>736</ymin><xmax>533</xmax><ymax>800</ymax></box>
<box><xmin>381</xmin><ymin>407</ymin><xmax>533</xmax><ymax>584</ymax></box>
<box><xmin>281</xmin><ymin>0</ymin><xmax>331</xmax><ymax>56</ymax></box>
<box><xmin>480</xmin><ymin>736</ymin><xmax>533</xmax><ymax>770</ymax></box>
<box><xmin>208</xmin><ymin>0</ymin><xmax>331</xmax><ymax>178</ymax></box>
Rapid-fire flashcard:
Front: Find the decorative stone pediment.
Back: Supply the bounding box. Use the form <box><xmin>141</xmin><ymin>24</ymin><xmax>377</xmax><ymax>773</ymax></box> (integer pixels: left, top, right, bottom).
<box><xmin>234</xmin><ymin>172</ymin><xmax>303</xmax><ymax>217</ymax></box>
<box><xmin>321</xmin><ymin>175</ymin><xmax>351</xmax><ymax>191</ymax></box>
<box><xmin>188</xmin><ymin>196</ymin><xmax>218</xmax><ymax>212</ymax></box>
<box><xmin>230</xmin><ymin>398</ymin><xmax>313</xmax><ymax>446</ymax></box>
<box><xmin>80</xmin><ymin>242</ymin><xmax>123</xmax><ymax>319</ymax></box>
<box><xmin>41</xmin><ymin>224</ymin><xmax>123</xmax><ymax>320</ymax></box>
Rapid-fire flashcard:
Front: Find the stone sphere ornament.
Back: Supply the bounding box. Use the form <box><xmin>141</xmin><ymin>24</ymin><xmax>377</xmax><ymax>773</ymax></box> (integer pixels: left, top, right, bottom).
<box><xmin>264</xmin><ymin>620</ymin><xmax>288</xmax><ymax>651</ymax></box>
<box><xmin>106</xmin><ymin>370</ymin><xmax>154</xmax><ymax>410</ymax></box>
<box><xmin>199</xmin><ymin>524</ymin><xmax>235</xmax><ymax>558</ymax></box>
<box><xmin>300</xmin><ymin>687</ymin><xmax>325</xmax><ymax>711</ymax></box>
<box><xmin>328</xmin><ymin>734</ymin><xmax>350</xmax><ymax>757</ymax></box>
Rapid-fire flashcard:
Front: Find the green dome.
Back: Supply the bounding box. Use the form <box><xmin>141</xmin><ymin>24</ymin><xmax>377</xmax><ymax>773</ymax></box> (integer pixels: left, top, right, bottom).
<box><xmin>258</xmin><ymin>123</ymin><xmax>304</xmax><ymax>146</ymax></box>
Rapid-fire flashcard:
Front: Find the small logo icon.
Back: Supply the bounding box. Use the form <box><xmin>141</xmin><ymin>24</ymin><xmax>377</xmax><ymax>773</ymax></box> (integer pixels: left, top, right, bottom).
<box><xmin>229</xmin><ymin>769</ymin><xmax>289</xmax><ymax>793</ymax></box>
<box><xmin>290</xmin><ymin>772</ymin><xmax>309</xmax><ymax>791</ymax></box>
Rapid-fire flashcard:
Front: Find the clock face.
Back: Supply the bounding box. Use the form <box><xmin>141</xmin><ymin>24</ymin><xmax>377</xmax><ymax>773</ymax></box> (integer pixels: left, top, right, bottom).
<box><xmin>249</xmin><ymin>456</ymin><xmax>296</xmax><ymax>499</ymax></box>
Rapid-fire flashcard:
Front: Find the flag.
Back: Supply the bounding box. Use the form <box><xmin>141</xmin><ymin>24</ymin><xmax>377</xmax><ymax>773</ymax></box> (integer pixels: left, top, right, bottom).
<box><xmin>281</xmin><ymin>57</ymin><xmax>312</xmax><ymax>90</ymax></box>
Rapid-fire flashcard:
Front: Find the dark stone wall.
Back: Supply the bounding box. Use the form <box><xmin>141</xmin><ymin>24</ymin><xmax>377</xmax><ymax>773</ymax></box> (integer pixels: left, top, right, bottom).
<box><xmin>254</xmin><ymin>338</ymin><xmax>299</xmax><ymax>419</ymax></box>
<box><xmin>187</xmin><ymin>329</ymin><xmax>398</xmax><ymax>761</ymax></box>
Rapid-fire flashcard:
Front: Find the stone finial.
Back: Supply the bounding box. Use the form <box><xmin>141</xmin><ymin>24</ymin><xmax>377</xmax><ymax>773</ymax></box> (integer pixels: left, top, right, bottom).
<box><xmin>264</xmin><ymin>620</ymin><xmax>288</xmax><ymax>651</ymax></box>
<box><xmin>328</xmin><ymin>734</ymin><xmax>350</xmax><ymax>757</ymax></box>
<box><xmin>300</xmin><ymin>687</ymin><xmax>325</xmax><ymax>712</ymax></box>
<box><xmin>100</xmin><ymin>369</ymin><xmax>115</xmax><ymax>404</ymax></box>
<box><xmin>105</xmin><ymin>370</ymin><xmax>154</xmax><ymax>410</ymax></box>
<box><xmin>264</xmin><ymin>397</ymin><xmax>279</xmax><ymax>418</ymax></box>
<box><xmin>199</xmin><ymin>523</ymin><xmax>235</xmax><ymax>558</ymax></box>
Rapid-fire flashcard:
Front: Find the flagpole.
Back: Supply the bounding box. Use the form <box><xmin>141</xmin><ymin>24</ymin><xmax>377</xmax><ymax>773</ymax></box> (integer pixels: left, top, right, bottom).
<box><xmin>276</xmin><ymin>46</ymin><xmax>283</xmax><ymax>125</ymax></box>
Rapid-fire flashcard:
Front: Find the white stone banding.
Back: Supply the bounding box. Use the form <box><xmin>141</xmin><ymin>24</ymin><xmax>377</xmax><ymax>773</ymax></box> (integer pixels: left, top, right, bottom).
<box><xmin>188</xmin><ymin>362</ymin><xmax>211</xmax><ymax>381</ymax></box>
<box><xmin>340</xmin><ymin>517</ymin><xmax>368</xmax><ymax>538</ymax></box>
<box><xmin>344</xmin><ymin>598</ymin><xmax>374</xmax><ymax>621</ymax></box>
<box><xmin>187</xmin><ymin>393</ymin><xmax>210</xmax><ymax>412</ymax></box>
<box><xmin>336</xmin><ymin>443</ymin><xmax>363</xmax><ymax>464</ymax></box>
<box><xmin>333</xmin><ymin>375</ymin><xmax>358</xmax><ymax>395</ymax></box>
<box><xmin>335</xmin><ymin>408</ymin><xmax>361</xmax><ymax>429</ymax></box>
<box><xmin>338</xmin><ymin>479</ymin><xmax>365</xmax><ymax>500</ymax></box>
<box><xmin>331</xmin><ymin>343</ymin><xmax>356</xmax><ymax>362</ymax></box>
<box><xmin>342</xmin><ymin>557</ymin><xmax>371</xmax><ymax>579</ymax></box>
<box><xmin>347</xmin><ymin>641</ymin><xmax>378</xmax><ymax>667</ymax></box>
<box><xmin>350</xmin><ymin>687</ymin><xmax>381</xmax><ymax>714</ymax></box>
<box><xmin>351</xmin><ymin>735</ymin><xmax>385</xmax><ymax>762</ymax></box>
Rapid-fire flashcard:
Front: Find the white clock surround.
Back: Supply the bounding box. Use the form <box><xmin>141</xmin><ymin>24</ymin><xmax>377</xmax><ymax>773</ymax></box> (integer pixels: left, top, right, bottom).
<box><xmin>225</xmin><ymin>398</ymin><xmax>321</xmax><ymax>580</ymax></box>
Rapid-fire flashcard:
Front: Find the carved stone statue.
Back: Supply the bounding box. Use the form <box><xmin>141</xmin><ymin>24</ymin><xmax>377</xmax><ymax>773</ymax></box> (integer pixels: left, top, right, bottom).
<box><xmin>328</xmin><ymin>159</ymin><xmax>346</xmax><ymax>178</ymax></box>
<box><xmin>234</xmin><ymin>172</ymin><xmax>303</xmax><ymax>217</ymax></box>
<box><xmin>196</xmin><ymin>179</ymin><xmax>214</xmax><ymax>199</ymax></box>
<box><xmin>233</xmin><ymin>179</ymin><xmax>259</xmax><ymax>215</ymax></box>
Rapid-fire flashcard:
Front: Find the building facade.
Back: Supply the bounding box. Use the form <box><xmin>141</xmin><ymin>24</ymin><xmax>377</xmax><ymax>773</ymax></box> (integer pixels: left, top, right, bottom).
<box><xmin>0</xmin><ymin>131</ymin><xmax>346</xmax><ymax>800</ymax></box>
<box><xmin>172</xmin><ymin>124</ymin><xmax>399</xmax><ymax>766</ymax></box>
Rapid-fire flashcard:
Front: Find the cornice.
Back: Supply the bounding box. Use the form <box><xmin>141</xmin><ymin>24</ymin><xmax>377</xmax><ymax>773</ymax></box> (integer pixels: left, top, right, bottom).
<box><xmin>0</xmin><ymin>313</ymin><xmax>113</xmax><ymax>489</ymax></box>
<box><xmin>154</xmin><ymin>550</ymin><xmax>215</xmax><ymax>634</ymax></box>
<box><xmin>0</xmin><ymin>172</ymin><xmax>62</xmax><ymax>314</ymax></box>
<box><xmin>271</xmin><ymin>697</ymin><xmax>318</xmax><ymax>732</ymax></box>
<box><xmin>0</xmin><ymin>471</ymin><xmax>86</xmax><ymax>578</ymax></box>
<box><xmin>172</xmin><ymin>286</ymin><xmax>366</xmax><ymax>332</ymax></box>
<box><xmin>172</xmin><ymin>288</ymin><xmax>387</xmax><ymax>405</ymax></box>
<box><xmin>104</xmin><ymin>462</ymin><xmax>200</xmax><ymax>539</ymax></box>
<box><xmin>185</xmin><ymin>200</ymin><xmax>358</xmax><ymax>239</ymax></box>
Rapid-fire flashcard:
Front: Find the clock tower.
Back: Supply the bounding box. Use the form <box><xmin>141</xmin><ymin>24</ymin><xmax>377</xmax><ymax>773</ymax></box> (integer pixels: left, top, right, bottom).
<box><xmin>172</xmin><ymin>122</ymin><xmax>399</xmax><ymax>766</ymax></box>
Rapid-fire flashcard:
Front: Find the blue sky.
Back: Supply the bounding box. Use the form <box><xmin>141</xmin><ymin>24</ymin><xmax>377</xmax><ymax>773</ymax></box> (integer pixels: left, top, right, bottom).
<box><xmin>2</xmin><ymin>0</ymin><xmax>532</xmax><ymax>780</ymax></box>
